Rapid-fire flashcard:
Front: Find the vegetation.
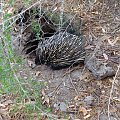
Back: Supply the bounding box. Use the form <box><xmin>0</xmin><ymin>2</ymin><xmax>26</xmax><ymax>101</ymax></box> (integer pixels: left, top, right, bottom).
<box><xmin>0</xmin><ymin>1</ymin><xmax>53</xmax><ymax>119</ymax></box>
<box><xmin>0</xmin><ymin>0</ymin><xmax>120</xmax><ymax>120</ymax></box>
<box><xmin>32</xmin><ymin>21</ymin><xmax>41</xmax><ymax>39</ymax></box>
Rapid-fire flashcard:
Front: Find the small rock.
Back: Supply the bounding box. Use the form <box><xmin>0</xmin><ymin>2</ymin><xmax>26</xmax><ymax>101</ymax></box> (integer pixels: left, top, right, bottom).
<box><xmin>53</xmin><ymin>102</ymin><xmax>67</xmax><ymax>112</ymax></box>
<box><xmin>110</xmin><ymin>116</ymin><xmax>117</xmax><ymax>120</ymax></box>
<box><xmin>85</xmin><ymin>56</ymin><xmax>115</xmax><ymax>80</ymax></box>
<box><xmin>84</xmin><ymin>95</ymin><xmax>94</xmax><ymax>106</ymax></box>
<box><xmin>99</xmin><ymin>114</ymin><xmax>108</xmax><ymax>120</ymax></box>
<box><xmin>59</xmin><ymin>102</ymin><xmax>67</xmax><ymax>112</ymax></box>
<box><xmin>53</xmin><ymin>103</ymin><xmax>60</xmax><ymax>110</ymax></box>
<box><xmin>99</xmin><ymin>114</ymin><xmax>117</xmax><ymax>120</ymax></box>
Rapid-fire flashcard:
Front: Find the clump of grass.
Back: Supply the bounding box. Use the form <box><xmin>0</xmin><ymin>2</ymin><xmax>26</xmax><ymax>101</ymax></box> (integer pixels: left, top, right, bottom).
<box><xmin>23</xmin><ymin>0</ymin><xmax>32</xmax><ymax>6</ymax></box>
<box><xmin>31</xmin><ymin>21</ymin><xmax>42</xmax><ymax>39</ymax></box>
<box><xmin>0</xmin><ymin>1</ymin><xmax>53</xmax><ymax>119</ymax></box>
<box><xmin>1</xmin><ymin>28</ymin><xmax>51</xmax><ymax>119</ymax></box>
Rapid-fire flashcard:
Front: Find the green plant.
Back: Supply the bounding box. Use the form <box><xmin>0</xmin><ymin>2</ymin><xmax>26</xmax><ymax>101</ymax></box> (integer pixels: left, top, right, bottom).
<box><xmin>23</xmin><ymin>0</ymin><xmax>32</xmax><ymax>6</ymax></box>
<box><xmin>31</xmin><ymin>21</ymin><xmax>41</xmax><ymax>39</ymax></box>
<box><xmin>0</xmin><ymin>1</ymin><xmax>53</xmax><ymax>119</ymax></box>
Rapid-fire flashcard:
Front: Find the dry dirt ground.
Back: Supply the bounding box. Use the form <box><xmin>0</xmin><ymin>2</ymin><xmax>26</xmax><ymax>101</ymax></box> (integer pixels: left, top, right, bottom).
<box><xmin>1</xmin><ymin>0</ymin><xmax>120</xmax><ymax>120</ymax></box>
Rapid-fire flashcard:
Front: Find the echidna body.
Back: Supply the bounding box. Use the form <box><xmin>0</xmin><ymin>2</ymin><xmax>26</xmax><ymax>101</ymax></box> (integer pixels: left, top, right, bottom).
<box><xmin>35</xmin><ymin>31</ymin><xmax>85</xmax><ymax>69</ymax></box>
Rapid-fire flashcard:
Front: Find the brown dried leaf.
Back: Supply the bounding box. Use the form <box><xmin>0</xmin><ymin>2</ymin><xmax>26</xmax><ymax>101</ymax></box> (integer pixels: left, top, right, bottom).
<box><xmin>79</xmin><ymin>106</ymin><xmax>87</xmax><ymax>116</ymax></box>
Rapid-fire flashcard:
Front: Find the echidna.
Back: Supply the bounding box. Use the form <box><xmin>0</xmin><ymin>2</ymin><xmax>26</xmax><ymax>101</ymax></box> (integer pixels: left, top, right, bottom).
<box><xmin>35</xmin><ymin>31</ymin><xmax>86</xmax><ymax>69</ymax></box>
<box><xmin>16</xmin><ymin>8</ymin><xmax>85</xmax><ymax>69</ymax></box>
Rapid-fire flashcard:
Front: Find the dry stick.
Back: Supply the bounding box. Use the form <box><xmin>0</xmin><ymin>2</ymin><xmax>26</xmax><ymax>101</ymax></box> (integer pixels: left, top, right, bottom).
<box><xmin>108</xmin><ymin>64</ymin><xmax>120</xmax><ymax>120</ymax></box>
<box><xmin>69</xmin><ymin>74</ymin><xmax>79</xmax><ymax>95</ymax></box>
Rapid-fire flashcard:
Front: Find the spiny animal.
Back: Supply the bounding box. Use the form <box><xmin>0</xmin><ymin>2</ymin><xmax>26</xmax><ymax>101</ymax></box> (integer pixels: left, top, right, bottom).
<box><xmin>16</xmin><ymin>8</ymin><xmax>85</xmax><ymax>69</ymax></box>
<box><xmin>35</xmin><ymin>31</ymin><xmax>86</xmax><ymax>69</ymax></box>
